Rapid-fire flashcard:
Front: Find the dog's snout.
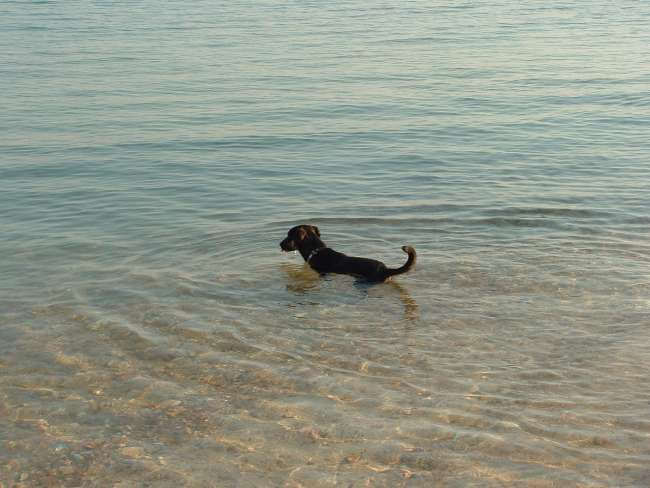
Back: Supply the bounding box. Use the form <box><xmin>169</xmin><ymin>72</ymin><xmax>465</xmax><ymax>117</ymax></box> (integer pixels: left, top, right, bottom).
<box><xmin>280</xmin><ymin>237</ymin><xmax>295</xmax><ymax>251</ymax></box>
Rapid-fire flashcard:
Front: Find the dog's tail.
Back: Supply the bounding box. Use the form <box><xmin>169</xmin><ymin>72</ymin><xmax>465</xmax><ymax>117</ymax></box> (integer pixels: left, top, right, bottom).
<box><xmin>384</xmin><ymin>246</ymin><xmax>416</xmax><ymax>279</ymax></box>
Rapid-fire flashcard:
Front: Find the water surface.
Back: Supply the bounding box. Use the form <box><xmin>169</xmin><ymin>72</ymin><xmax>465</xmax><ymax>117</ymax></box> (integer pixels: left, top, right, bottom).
<box><xmin>2</xmin><ymin>1</ymin><xmax>650</xmax><ymax>486</ymax></box>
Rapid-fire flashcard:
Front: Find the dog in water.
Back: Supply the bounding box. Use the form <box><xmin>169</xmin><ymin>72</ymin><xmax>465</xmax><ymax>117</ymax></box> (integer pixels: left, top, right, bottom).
<box><xmin>280</xmin><ymin>225</ymin><xmax>416</xmax><ymax>282</ymax></box>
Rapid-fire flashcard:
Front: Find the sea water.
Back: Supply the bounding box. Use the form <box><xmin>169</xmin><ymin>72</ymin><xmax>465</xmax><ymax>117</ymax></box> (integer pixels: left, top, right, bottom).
<box><xmin>1</xmin><ymin>1</ymin><xmax>649</xmax><ymax>486</ymax></box>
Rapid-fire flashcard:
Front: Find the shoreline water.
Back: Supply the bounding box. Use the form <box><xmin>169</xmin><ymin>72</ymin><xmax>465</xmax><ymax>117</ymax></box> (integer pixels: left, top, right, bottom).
<box><xmin>2</xmin><ymin>0</ymin><xmax>650</xmax><ymax>486</ymax></box>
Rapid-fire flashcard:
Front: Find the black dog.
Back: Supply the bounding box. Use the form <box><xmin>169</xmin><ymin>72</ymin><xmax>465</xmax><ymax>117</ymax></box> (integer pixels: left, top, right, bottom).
<box><xmin>280</xmin><ymin>225</ymin><xmax>416</xmax><ymax>282</ymax></box>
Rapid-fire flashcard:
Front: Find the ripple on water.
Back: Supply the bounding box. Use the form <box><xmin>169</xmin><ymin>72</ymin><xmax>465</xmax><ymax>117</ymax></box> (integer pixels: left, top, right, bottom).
<box><xmin>3</xmin><ymin>0</ymin><xmax>650</xmax><ymax>485</ymax></box>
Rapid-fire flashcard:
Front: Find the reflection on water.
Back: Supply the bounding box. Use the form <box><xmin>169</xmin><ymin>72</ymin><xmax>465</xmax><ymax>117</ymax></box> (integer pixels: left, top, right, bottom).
<box><xmin>386</xmin><ymin>281</ymin><xmax>419</xmax><ymax>322</ymax></box>
<box><xmin>282</xmin><ymin>262</ymin><xmax>322</xmax><ymax>295</ymax></box>
<box><xmin>282</xmin><ymin>261</ymin><xmax>419</xmax><ymax>321</ymax></box>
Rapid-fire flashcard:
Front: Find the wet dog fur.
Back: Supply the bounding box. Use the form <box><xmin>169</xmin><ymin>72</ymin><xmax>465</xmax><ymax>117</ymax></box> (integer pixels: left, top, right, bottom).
<box><xmin>280</xmin><ymin>225</ymin><xmax>416</xmax><ymax>282</ymax></box>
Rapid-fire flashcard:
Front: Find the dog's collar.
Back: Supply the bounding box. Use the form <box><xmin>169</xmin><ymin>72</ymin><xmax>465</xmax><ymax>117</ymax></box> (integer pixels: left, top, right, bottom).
<box><xmin>306</xmin><ymin>248</ymin><xmax>323</xmax><ymax>263</ymax></box>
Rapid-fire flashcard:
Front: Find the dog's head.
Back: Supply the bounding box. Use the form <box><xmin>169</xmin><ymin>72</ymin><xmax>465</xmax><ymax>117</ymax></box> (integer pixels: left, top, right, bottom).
<box><xmin>280</xmin><ymin>225</ymin><xmax>321</xmax><ymax>251</ymax></box>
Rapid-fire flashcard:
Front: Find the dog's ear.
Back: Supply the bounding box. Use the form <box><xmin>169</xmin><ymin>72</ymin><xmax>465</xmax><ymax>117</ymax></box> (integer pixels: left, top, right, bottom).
<box><xmin>298</xmin><ymin>227</ymin><xmax>308</xmax><ymax>241</ymax></box>
<box><xmin>310</xmin><ymin>225</ymin><xmax>320</xmax><ymax>237</ymax></box>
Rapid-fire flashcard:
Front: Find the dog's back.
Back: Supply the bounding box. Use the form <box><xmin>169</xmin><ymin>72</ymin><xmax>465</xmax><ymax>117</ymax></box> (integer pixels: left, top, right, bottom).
<box><xmin>309</xmin><ymin>246</ymin><xmax>416</xmax><ymax>282</ymax></box>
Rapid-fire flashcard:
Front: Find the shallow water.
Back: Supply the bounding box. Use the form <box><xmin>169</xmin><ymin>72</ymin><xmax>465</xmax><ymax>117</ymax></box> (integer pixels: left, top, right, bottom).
<box><xmin>2</xmin><ymin>1</ymin><xmax>650</xmax><ymax>486</ymax></box>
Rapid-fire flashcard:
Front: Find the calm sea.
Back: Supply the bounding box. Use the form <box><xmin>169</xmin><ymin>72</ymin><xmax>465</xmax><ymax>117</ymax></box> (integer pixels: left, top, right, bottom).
<box><xmin>2</xmin><ymin>1</ymin><xmax>649</xmax><ymax>486</ymax></box>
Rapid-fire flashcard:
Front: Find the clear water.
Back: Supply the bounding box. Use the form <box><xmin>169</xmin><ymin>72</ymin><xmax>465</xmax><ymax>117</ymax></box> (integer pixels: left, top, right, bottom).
<box><xmin>2</xmin><ymin>1</ymin><xmax>650</xmax><ymax>486</ymax></box>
